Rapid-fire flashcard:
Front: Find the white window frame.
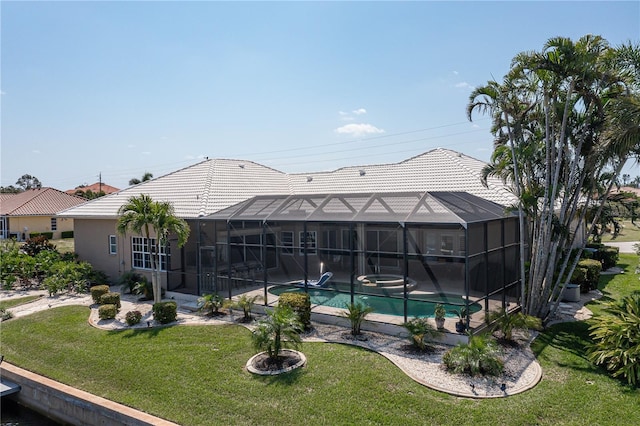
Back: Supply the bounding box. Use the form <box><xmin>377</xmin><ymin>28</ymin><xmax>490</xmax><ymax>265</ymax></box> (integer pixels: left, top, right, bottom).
<box><xmin>131</xmin><ymin>236</ymin><xmax>168</xmax><ymax>270</ymax></box>
<box><xmin>50</xmin><ymin>217</ymin><xmax>57</xmax><ymax>231</ymax></box>
<box><xmin>299</xmin><ymin>231</ymin><xmax>317</xmax><ymax>255</ymax></box>
<box><xmin>280</xmin><ymin>231</ymin><xmax>294</xmax><ymax>255</ymax></box>
<box><xmin>109</xmin><ymin>235</ymin><xmax>117</xmax><ymax>255</ymax></box>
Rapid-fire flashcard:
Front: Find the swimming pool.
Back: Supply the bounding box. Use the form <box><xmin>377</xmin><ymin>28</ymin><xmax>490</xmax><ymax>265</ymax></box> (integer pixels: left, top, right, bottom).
<box><xmin>268</xmin><ymin>286</ymin><xmax>481</xmax><ymax>318</ymax></box>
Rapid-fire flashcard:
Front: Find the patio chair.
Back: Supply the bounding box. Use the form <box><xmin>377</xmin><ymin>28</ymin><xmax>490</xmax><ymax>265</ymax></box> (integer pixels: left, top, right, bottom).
<box><xmin>296</xmin><ymin>271</ymin><xmax>333</xmax><ymax>288</ymax></box>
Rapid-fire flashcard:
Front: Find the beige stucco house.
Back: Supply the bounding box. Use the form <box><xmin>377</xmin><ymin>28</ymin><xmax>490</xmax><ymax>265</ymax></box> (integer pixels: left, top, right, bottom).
<box><xmin>0</xmin><ymin>188</ymin><xmax>86</xmax><ymax>240</ymax></box>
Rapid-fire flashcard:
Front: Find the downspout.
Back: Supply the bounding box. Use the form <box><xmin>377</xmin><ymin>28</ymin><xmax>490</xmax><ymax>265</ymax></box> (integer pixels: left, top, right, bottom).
<box><xmin>350</xmin><ymin>222</ymin><xmax>355</xmax><ymax>305</ymax></box>
<box><xmin>303</xmin><ymin>222</ymin><xmax>308</xmax><ymax>292</ymax></box>
<box><xmin>464</xmin><ymin>224</ymin><xmax>470</xmax><ymax>331</ymax></box>
<box><xmin>196</xmin><ymin>217</ymin><xmax>202</xmax><ymax>296</ymax></box>
<box><xmin>227</xmin><ymin>221</ymin><xmax>232</xmax><ymax>301</ymax></box>
<box><xmin>402</xmin><ymin>223</ymin><xmax>408</xmax><ymax>323</ymax></box>
<box><xmin>262</xmin><ymin>221</ymin><xmax>268</xmax><ymax>307</ymax></box>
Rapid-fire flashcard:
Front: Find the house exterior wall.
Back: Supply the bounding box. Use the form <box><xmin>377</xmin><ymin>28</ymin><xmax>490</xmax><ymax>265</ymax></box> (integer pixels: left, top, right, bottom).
<box><xmin>6</xmin><ymin>216</ymin><xmax>74</xmax><ymax>240</ymax></box>
<box><xmin>74</xmin><ymin>219</ymin><xmax>127</xmax><ymax>282</ymax></box>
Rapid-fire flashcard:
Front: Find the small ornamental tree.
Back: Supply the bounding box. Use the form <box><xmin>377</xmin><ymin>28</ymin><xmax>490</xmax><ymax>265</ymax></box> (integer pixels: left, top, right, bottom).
<box><xmin>252</xmin><ymin>305</ymin><xmax>302</xmax><ymax>363</ymax></box>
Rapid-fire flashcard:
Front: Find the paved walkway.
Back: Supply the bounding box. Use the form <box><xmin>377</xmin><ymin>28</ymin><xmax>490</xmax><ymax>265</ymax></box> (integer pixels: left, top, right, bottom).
<box><xmin>604</xmin><ymin>241</ymin><xmax>639</xmax><ymax>254</ymax></box>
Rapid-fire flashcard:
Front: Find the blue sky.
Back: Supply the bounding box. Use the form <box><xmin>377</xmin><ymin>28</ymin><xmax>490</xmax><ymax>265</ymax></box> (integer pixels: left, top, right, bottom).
<box><xmin>2</xmin><ymin>1</ymin><xmax>639</xmax><ymax>190</ymax></box>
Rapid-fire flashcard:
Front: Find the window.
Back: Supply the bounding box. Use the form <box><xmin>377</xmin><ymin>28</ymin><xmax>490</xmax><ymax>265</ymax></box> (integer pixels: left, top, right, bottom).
<box><xmin>299</xmin><ymin>231</ymin><xmax>317</xmax><ymax>255</ymax></box>
<box><xmin>131</xmin><ymin>237</ymin><xmax>168</xmax><ymax>270</ymax></box>
<box><xmin>50</xmin><ymin>217</ymin><xmax>57</xmax><ymax>231</ymax></box>
<box><xmin>109</xmin><ymin>235</ymin><xmax>117</xmax><ymax>255</ymax></box>
<box><xmin>281</xmin><ymin>231</ymin><xmax>294</xmax><ymax>255</ymax></box>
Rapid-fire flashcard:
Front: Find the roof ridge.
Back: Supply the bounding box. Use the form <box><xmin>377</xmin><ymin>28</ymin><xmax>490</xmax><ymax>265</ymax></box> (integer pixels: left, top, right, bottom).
<box><xmin>198</xmin><ymin>159</ymin><xmax>217</xmax><ymax>217</ymax></box>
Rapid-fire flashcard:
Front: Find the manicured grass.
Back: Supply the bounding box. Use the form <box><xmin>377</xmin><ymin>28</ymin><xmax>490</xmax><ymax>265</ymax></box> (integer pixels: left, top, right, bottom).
<box><xmin>2</xmin><ymin>256</ymin><xmax>639</xmax><ymax>425</ymax></box>
<box><xmin>50</xmin><ymin>238</ymin><xmax>74</xmax><ymax>254</ymax></box>
<box><xmin>601</xmin><ymin>220</ymin><xmax>640</xmax><ymax>242</ymax></box>
<box><xmin>588</xmin><ymin>253</ymin><xmax>640</xmax><ymax>316</ymax></box>
<box><xmin>0</xmin><ymin>295</ymin><xmax>41</xmax><ymax>310</ymax></box>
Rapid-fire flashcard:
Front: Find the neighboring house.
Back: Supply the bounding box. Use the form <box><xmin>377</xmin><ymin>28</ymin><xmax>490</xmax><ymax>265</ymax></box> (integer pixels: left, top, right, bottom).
<box><xmin>59</xmin><ymin>148</ymin><xmax>521</xmax><ymax>327</ymax></box>
<box><xmin>0</xmin><ymin>188</ymin><xmax>87</xmax><ymax>240</ymax></box>
<box><xmin>66</xmin><ymin>182</ymin><xmax>120</xmax><ymax>197</ymax></box>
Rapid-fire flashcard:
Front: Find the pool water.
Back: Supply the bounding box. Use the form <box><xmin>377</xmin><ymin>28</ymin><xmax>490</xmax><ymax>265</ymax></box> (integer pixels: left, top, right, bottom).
<box><xmin>268</xmin><ymin>286</ymin><xmax>480</xmax><ymax>318</ymax></box>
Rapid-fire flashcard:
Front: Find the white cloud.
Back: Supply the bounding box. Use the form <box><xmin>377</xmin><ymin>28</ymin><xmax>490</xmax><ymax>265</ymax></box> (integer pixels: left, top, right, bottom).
<box><xmin>339</xmin><ymin>111</ymin><xmax>349</xmax><ymax>116</ymax></box>
<box><xmin>127</xmin><ymin>144</ymin><xmax>136</xmax><ymax>149</ymax></box>
<box><xmin>335</xmin><ymin>123</ymin><xmax>385</xmax><ymax>138</ymax></box>
<box><xmin>141</xmin><ymin>151</ymin><xmax>151</xmax><ymax>156</ymax></box>
<box><xmin>32</xmin><ymin>149</ymin><xmax>41</xmax><ymax>154</ymax></box>
<box><xmin>452</xmin><ymin>71</ymin><xmax>459</xmax><ymax>75</ymax></box>
<box><xmin>185</xmin><ymin>154</ymin><xmax>208</xmax><ymax>160</ymax></box>
<box><xmin>352</xmin><ymin>108</ymin><xmax>367</xmax><ymax>115</ymax></box>
<box><xmin>455</xmin><ymin>81</ymin><xmax>474</xmax><ymax>90</ymax></box>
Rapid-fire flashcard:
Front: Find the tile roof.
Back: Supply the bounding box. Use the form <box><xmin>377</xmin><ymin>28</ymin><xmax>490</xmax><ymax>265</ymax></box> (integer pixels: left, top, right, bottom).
<box><xmin>58</xmin><ymin>148</ymin><xmax>517</xmax><ymax>219</ymax></box>
<box><xmin>0</xmin><ymin>188</ymin><xmax>87</xmax><ymax>216</ymax></box>
<box><xmin>66</xmin><ymin>182</ymin><xmax>120</xmax><ymax>195</ymax></box>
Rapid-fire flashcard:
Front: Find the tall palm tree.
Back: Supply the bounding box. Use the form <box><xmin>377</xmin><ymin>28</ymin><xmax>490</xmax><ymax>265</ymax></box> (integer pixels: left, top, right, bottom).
<box><xmin>469</xmin><ymin>35</ymin><xmax>640</xmax><ymax>320</ymax></box>
<box><xmin>116</xmin><ymin>195</ymin><xmax>190</xmax><ymax>303</ymax></box>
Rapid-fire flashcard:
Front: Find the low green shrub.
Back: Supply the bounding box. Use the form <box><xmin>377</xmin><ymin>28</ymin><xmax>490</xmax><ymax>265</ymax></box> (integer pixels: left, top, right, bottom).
<box><xmin>598</xmin><ymin>246</ymin><xmax>619</xmax><ymax>270</ymax></box>
<box><xmin>278</xmin><ymin>292</ymin><xmax>311</xmax><ymax>330</ymax></box>
<box><xmin>28</xmin><ymin>232</ymin><xmax>54</xmax><ymax>240</ymax></box>
<box><xmin>403</xmin><ymin>317</ymin><xmax>441</xmax><ymax>350</ymax></box>
<box><xmin>578</xmin><ymin>259</ymin><xmax>602</xmax><ymax>292</ymax></box>
<box><xmin>98</xmin><ymin>304</ymin><xmax>117</xmax><ymax>320</ymax></box>
<box><xmin>0</xmin><ymin>307</ymin><xmax>13</xmax><ymax>321</ymax></box>
<box><xmin>118</xmin><ymin>270</ymin><xmax>145</xmax><ymax>294</ymax></box>
<box><xmin>125</xmin><ymin>310</ymin><xmax>143</xmax><ymax>326</ymax></box>
<box><xmin>442</xmin><ymin>334</ymin><xmax>504</xmax><ymax>376</ymax></box>
<box><xmin>60</xmin><ymin>231</ymin><xmax>74</xmax><ymax>238</ymax></box>
<box><xmin>342</xmin><ymin>301</ymin><xmax>374</xmax><ymax>336</ymax></box>
<box><xmin>91</xmin><ymin>285</ymin><xmax>110</xmax><ymax>304</ymax></box>
<box><xmin>197</xmin><ymin>293</ymin><xmax>226</xmax><ymax>316</ymax></box>
<box><xmin>153</xmin><ymin>301</ymin><xmax>177</xmax><ymax>324</ymax></box>
<box><xmin>99</xmin><ymin>292</ymin><xmax>121</xmax><ymax>309</ymax></box>
<box><xmin>588</xmin><ymin>292</ymin><xmax>640</xmax><ymax>385</ymax></box>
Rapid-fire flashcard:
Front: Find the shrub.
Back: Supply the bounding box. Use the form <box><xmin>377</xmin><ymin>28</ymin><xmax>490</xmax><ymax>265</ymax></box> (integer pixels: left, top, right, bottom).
<box><xmin>1</xmin><ymin>307</ymin><xmax>13</xmax><ymax>321</ymax></box>
<box><xmin>403</xmin><ymin>317</ymin><xmax>441</xmax><ymax>351</ymax></box>
<box><xmin>197</xmin><ymin>293</ymin><xmax>226</xmax><ymax>316</ymax></box>
<box><xmin>61</xmin><ymin>231</ymin><xmax>74</xmax><ymax>238</ymax></box>
<box><xmin>125</xmin><ymin>310</ymin><xmax>143</xmax><ymax>326</ymax></box>
<box><xmin>153</xmin><ymin>301</ymin><xmax>177</xmax><ymax>324</ymax></box>
<box><xmin>118</xmin><ymin>270</ymin><xmax>145</xmax><ymax>294</ymax></box>
<box><xmin>28</xmin><ymin>232</ymin><xmax>53</xmax><ymax>240</ymax></box>
<box><xmin>91</xmin><ymin>285</ymin><xmax>110</xmax><ymax>304</ymax></box>
<box><xmin>252</xmin><ymin>305</ymin><xmax>302</xmax><ymax>361</ymax></box>
<box><xmin>597</xmin><ymin>246</ymin><xmax>619</xmax><ymax>270</ymax></box>
<box><xmin>278</xmin><ymin>292</ymin><xmax>311</xmax><ymax>330</ymax></box>
<box><xmin>578</xmin><ymin>259</ymin><xmax>602</xmax><ymax>292</ymax></box>
<box><xmin>98</xmin><ymin>304</ymin><xmax>117</xmax><ymax>320</ymax></box>
<box><xmin>230</xmin><ymin>294</ymin><xmax>262</xmax><ymax>322</ymax></box>
<box><xmin>485</xmin><ymin>308</ymin><xmax>542</xmax><ymax>342</ymax></box>
<box><xmin>342</xmin><ymin>301</ymin><xmax>374</xmax><ymax>336</ymax></box>
<box><xmin>588</xmin><ymin>292</ymin><xmax>640</xmax><ymax>385</ymax></box>
<box><xmin>22</xmin><ymin>235</ymin><xmax>57</xmax><ymax>257</ymax></box>
<box><xmin>99</xmin><ymin>292</ymin><xmax>121</xmax><ymax>309</ymax></box>
<box><xmin>442</xmin><ymin>334</ymin><xmax>504</xmax><ymax>376</ymax></box>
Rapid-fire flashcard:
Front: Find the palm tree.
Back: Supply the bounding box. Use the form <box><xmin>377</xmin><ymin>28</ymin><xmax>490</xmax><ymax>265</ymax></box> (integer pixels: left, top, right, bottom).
<box><xmin>469</xmin><ymin>35</ymin><xmax>640</xmax><ymax>321</ymax></box>
<box><xmin>342</xmin><ymin>301</ymin><xmax>374</xmax><ymax>336</ymax></box>
<box><xmin>116</xmin><ymin>195</ymin><xmax>190</xmax><ymax>304</ymax></box>
<box><xmin>252</xmin><ymin>305</ymin><xmax>302</xmax><ymax>362</ymax></box>
<box><xmin>129</xmin><ymin>172</ymin><xmax>154</xmax><ymax>186</ymax></box>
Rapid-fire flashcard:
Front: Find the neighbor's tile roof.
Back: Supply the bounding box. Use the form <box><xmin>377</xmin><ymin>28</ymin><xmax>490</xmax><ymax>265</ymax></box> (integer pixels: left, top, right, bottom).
<box><xmin>65</xmin><ymin>182</ymin><xmax>120</xmax><ymax>195</ymax></box>
<box><xmin>58</xmin><ymin>148</ymin><xmax>517</xmax><ymax>219</ymax></box>
<box><xmin>0</xmin><ymin>188</ymin><xmax>87</xmax><ymax>216</ymax></box>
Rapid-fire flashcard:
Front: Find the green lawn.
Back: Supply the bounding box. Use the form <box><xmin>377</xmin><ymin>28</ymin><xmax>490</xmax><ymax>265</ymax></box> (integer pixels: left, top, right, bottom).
<box><xmin>601</xmin><ymin>219</ymin><xmax>640</xmax><ymax>242</ymax></box>
<box><xmin>0</xmin><ymin>295</ymin><xmax>42</xmax><ymax>310</ymax></box>
<box><xmin>2</xmin><ymin>257</ymin><xmax>639</xmax><ymax>426</ymax></box>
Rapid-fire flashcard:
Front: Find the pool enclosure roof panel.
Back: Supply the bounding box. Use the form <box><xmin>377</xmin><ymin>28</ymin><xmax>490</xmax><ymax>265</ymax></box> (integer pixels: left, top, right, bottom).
<box><xmin>204</xmin><ymin>192</ymin><xmax>511</xmax><ymax>225</ymax></box>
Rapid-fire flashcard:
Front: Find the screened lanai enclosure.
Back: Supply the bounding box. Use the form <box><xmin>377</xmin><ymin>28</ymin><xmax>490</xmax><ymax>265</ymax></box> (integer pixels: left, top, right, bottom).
<box><xmin>189</xmin><ymin>191</ymin><xmax>521</xmax><ymax>332</ymax></box>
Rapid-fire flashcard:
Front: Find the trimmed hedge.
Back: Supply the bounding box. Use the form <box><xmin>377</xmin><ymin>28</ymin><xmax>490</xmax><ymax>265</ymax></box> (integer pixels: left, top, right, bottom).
<box><xmin>98</xmin><ymin>304</ymin><xmax>117</xmax><ymax>320</ymax></box>
<box><xmin>61</xmin><ymin>231</ymin><xmax>74</xmax><ymax>238</ymax></box>
<box><xmin>29</xmin><ymin>232</ymin><xmax>54</xmax><ymax>240</ymax></box>
<box><xmin>90</xmin><ymin>285</ymin><xmax>110</xmax><ymax>304</ymax></box>
<box><xmin>575</xmin><ymin>259</ymin><xmax>603</xmax><ymax>292</ymax></box>
<box><xmin>153</xmin><ymin>301</ymin><xmax>177</xmax><ymax>324</ymax></box>
<box><xmin>278</xmin><ymin>292</ymin><xmax>311</xmax><ymax>330</ymax></box>
<box><xmin>125</xmin><ymin>310</ymin><xmax>143</xmax><ymax>326</ymax></box>
<box><xmin>99</xmin><ymin>292</ymin><xmax>121</xmax><ymax>309</ymax></box>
